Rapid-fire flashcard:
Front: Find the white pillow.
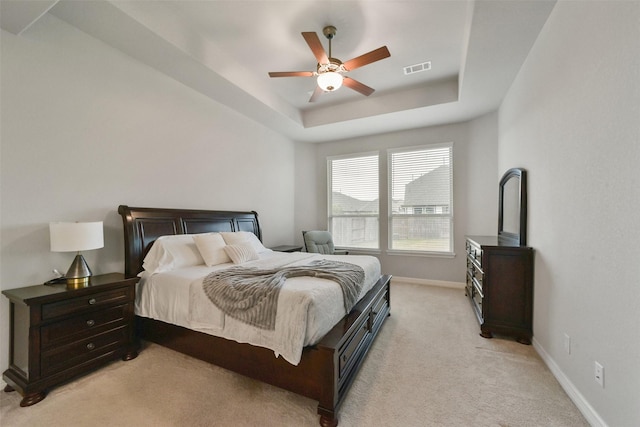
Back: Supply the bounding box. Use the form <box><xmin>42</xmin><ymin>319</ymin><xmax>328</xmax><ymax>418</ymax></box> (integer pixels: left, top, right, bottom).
<box><xmin>224</xmin><ymin>243</ymin><xmax>259</xmax><ymax>264</ymax></box>
<box><xmin>142</xmin><ymin>234</ymin><xmax>204</xmax><ymax>275</ymax></box>
<box><xmin>220</xmin><ymin>231</ymin><xmax>268</xmax><ymax>253</ymax></box>
<box><xmin>193</xmin><ymin>233</ymin><xmax>231</xmax><ymax>266</ymax></box>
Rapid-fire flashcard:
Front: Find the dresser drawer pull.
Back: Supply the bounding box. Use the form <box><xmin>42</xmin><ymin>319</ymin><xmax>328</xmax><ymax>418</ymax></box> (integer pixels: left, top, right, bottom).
<box><xmin>86</xmin><ymin>343</ymin><xmax>95</xmax><ymax>351</ymax></box>
<box><xmin>86</xmin><ymin>319</ymin><xmax>95</xmax><ymax>327</ymax></box>
<box><xmin>88</xmin><ymin>298</ymin><xmax>96</xmax><ymax>305</ymax></box>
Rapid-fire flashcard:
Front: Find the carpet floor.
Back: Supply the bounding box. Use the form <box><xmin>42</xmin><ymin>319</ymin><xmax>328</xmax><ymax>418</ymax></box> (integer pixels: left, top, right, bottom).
<box><xmin>0</xmin><ymin>281</ymin><xmax>588</xmax><ymax>426</ymax></box>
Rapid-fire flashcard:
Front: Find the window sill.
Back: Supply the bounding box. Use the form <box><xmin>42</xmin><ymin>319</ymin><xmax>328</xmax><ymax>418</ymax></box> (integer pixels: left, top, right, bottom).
<box><xmin>386</xmin><ymin>250</ymin><xmax>456</xmax><ymax>258</ymax></box>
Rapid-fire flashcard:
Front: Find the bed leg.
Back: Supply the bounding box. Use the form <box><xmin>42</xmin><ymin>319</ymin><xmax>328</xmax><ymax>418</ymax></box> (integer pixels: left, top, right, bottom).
<box><xmin>319</xmin><ymin>414</ymin><xmax>338</xmax><ymax>427</ymax></box>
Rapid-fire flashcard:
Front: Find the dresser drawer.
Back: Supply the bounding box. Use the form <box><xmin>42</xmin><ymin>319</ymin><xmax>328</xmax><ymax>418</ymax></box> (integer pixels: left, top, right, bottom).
<box><xmin>42</xmin><ymin>287</ymin><xmax>132</xmax><ymax>320</ymax></box>
<box><xmin>41</xmin><ymin>325</ymin><xmax>131</xmax><ymax>377</ymax></box>
<box><xmin>472</xmin><ymin>288</ymin><xmax>483</xmax><ymax>318</ymax></box>
<box><xmin>471</xmin><ymin>269</ymin><xmax>483</xmax><ymax>292</ymax></box>
<box><xmin>465</xmin><ymin>275</ymin><xmax>473</xmax><ymax>297</ymax></box>
<box><xmin>466</xmin><ymin>241</ymin><xmax>482</xmax><ymax>267</ymax></box>
<box><xmin>41</xmin><ymin>304</ymin><xmax>130</xmax><ymax>348</ymax></box>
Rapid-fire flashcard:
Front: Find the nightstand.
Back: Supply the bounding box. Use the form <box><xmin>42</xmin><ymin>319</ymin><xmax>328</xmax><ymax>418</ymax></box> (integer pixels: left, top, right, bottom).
<box><xmin>2</xmin><ymin>273</ymin><xmax>138</xmax><ymax>406</ymax></box>
<box><xmin>269</xmin><ymin>245</ymin><xmax>303</xmax><ymax>253</ymax></box>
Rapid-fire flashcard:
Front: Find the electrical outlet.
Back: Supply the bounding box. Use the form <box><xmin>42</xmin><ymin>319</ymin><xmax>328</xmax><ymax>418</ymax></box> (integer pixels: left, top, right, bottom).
<box><xmin>594</xmin><ymin>361</ymin><xmax>604</xmax><ymax>387</ymax></box>
<box><xmin>563</xmin><ymin>333</ymin><xmax>571</xmax><ymax>354</ymax></box>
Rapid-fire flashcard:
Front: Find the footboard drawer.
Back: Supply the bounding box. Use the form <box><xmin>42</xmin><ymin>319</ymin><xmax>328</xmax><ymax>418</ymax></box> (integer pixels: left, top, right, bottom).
<box><xmin>371</xmin><ymin>291</ymin><xmax>389</xmax><ymax>331</ymax></box>
<box><xmin>337</xmin><ymin>275</ymin><xmax>390</xmax><ymax>385</ymax></box>
<box><xmin>338</xmin><ymin>317</ymin><xmax>369</xmax><ymax>379</ymax></box>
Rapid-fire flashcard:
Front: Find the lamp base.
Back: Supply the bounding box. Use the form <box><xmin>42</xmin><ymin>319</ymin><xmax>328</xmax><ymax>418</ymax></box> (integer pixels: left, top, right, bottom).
<box><xmin>65</xmin><ymin>254</ymin><xmax>93</xmax><ymax>290</ymax></box>
<box><xmin>66</xmin><ymin>277</ymin><xmax>90</xmax><ymax>289</ymax></box>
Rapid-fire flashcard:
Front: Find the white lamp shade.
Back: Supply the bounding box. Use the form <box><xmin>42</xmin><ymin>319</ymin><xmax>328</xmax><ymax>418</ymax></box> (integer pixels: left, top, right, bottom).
<box><xmin>317</xmin><ymin>72</ymin><xmax>343</xmax><ymax>92</ymax></box>
<box><xmin>50</xmin><ymin>222</ymin><xmax>104</xmax><ymax>252</ymax></box>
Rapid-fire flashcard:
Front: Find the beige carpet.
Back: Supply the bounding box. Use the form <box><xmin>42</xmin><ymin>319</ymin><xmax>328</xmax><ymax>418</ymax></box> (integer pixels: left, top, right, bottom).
<box><xmin>1</xmin><ymin>282</ymin><xmax>588</xmax><ymax>427</ymax></box>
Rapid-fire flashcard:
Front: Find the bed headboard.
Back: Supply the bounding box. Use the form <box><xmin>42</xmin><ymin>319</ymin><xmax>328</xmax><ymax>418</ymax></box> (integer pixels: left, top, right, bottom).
<box><xmin>118</xmin><ymin>205</ymin><xmax>262</xmax><ymax>278</ymax></box>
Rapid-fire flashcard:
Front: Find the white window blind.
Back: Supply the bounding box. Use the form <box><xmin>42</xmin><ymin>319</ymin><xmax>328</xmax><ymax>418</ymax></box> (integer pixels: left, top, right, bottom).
<box><xmin>328</xmin><ymin>153</ymin><xmax>379</xmax><ymax>249</ymax></box>
<box><xmin>388</xmin><ymin>143</ymin><xmax>453</xmax><ymax>254</ymax></box>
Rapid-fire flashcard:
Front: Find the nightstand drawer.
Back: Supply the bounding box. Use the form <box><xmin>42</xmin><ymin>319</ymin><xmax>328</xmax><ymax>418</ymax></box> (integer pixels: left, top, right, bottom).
<box><xmin>41</xmin><ymin>304</ymin><xmax>130</xmax><ymax>348</ymax></box>
<box><xmin>42</xmin><ymin>287</ymin><xmax>132</xmax><ymax>320</ymax></box>
<box><xmin>41</xmin><ymin>325</ymin><xmax>131</xmax><ymax>377</ymax></box>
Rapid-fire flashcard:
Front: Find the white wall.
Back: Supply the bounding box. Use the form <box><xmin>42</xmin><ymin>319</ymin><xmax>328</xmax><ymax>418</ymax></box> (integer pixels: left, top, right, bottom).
<box><xmin>293</xmin><ymin>141</ymin><xmax>320</xmax><ymax>242</ymax></box>
<box><xmin>295</xmin><ymin>112</ymin><xmax>498</xmax><ymax>283</ymax></box>
<box><xmin>498</xmin><ymin>1</ymin><xmax>640</xmax><ymax>425</ymax></box>
<box><xmin>0</xmin><ymin>15</ymin><xmax>296</xmax><ymax>372</ymax></box>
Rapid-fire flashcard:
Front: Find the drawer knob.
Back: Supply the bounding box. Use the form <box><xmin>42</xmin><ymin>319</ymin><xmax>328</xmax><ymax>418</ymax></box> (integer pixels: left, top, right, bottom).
<box><xmin>86</xmin><ymin>343</ymin><xmax>95</xmax><ymax>350</ymax></box>
<box><xmin>86</xmin><ymin>319</ymin><xmax>95</xmax><ymax>327</ymax></box>
<box><xmin>88</xmin><ymin>298</ymin><xmax>96</xmax><ymax>305</ymax></box>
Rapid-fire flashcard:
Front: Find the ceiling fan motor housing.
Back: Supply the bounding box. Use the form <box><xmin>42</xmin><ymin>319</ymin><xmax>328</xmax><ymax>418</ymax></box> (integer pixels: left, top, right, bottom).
<box><xmin>317</xmin><ymin>58</ymin><xmax>344</xmax><ymax>73</ymax></box>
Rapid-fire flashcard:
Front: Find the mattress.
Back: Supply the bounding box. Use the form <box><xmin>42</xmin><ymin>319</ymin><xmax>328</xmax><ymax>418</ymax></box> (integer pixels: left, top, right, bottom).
<box><xmin>136</xmin><ymin>251</ymin><xmax>381</xmax><ymax>365</ymax></box>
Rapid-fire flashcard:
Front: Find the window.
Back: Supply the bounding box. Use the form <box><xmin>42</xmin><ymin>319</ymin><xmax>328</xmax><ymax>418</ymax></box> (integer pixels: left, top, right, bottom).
<box><xmin>328</xmin><ymin>153</ymin><xmax>379</xmax><ymax>249</ymax></box>
<box><xmin>388</xmin><ymin>143</ymin><xmax>453</xmax><ymax>254</ymax></box>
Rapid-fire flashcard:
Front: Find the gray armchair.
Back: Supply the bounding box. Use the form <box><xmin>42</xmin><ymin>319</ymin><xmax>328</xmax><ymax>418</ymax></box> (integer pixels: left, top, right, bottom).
<box><xmin>302</xmin><ymin>230</ymin><xmax>348</xmax><ymax>255</ymax></box>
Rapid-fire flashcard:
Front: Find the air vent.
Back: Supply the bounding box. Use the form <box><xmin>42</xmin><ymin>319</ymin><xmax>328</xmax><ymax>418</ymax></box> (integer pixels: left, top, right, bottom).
<box><xmin>403</xmin><ymin>61</ymin><xmax>431</xmax><ymax>75</ymax></box>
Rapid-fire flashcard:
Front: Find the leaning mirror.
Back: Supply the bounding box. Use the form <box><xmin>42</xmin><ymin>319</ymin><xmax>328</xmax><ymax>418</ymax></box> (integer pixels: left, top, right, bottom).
<box><xmin>498</xmin><ymin>168</ymin><xmax>527</xmax><ymax>245</ymax></box>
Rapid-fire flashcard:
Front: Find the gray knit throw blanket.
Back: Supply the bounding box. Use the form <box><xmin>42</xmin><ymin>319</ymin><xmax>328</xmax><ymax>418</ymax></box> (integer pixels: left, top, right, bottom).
<box><xmin>202</xmin><ymin>259</ymin><xmax>365</xmax><ymax>330</ymax></box>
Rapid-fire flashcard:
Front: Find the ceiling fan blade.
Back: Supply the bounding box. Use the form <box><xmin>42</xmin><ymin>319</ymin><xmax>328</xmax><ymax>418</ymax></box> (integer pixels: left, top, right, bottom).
<box><xmin>268</xmin><ymin>71</ymin><xmax>314</xmax><ymax>78</ymax></box>
<box><xmin>343</xmin><ymin>46</ymin><xmax>390</xmax><ymax>71</ymax></box>
<box><xmin>309</xmin><ymin>85</ymin><xmax>323</xmax><ymax>103</ymax></box>
<box><xmin>302</xmin><ymin>32</ymin><xmax>329</xmax><ymax>64</ymax></box>
<box><xmin>343</xmin><ymin>77</ymin><xmax>375</xmax><ymax>96</ymax></box>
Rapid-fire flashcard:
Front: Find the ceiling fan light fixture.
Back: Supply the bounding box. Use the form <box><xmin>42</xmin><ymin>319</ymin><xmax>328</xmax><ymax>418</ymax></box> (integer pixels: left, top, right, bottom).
<box><xmin>317</xmin><ymin>71</ymin><xmax>343</xmax><ymax>92</ymax></box>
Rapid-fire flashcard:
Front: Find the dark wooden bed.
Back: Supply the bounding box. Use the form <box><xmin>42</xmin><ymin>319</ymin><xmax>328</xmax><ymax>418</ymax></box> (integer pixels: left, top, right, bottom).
<box><xmin>118</xmin><ymin>205</ymin><xmax>391</xmax><ymax>427</ymax></box>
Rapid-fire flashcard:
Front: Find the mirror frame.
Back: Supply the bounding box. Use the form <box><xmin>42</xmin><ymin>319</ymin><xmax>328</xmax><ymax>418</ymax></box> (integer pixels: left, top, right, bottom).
<box><xmin>498</xmin><ymin>167</ymin><xmax>527</xmax><ymax>246</ymax></box>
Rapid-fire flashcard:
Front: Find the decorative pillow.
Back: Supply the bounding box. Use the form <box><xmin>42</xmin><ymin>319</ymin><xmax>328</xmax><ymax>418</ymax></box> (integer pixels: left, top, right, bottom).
<box><xmin>224</xmin><ymin>243</ymin><xmax>259</xmax><ymax>264</ymax></box>
<box><xmin>221</xmin><ymin>231</ymin><xmax>268</xmax><ymax>253</ymax></box>
<box><xmin>193</xmin><ymin>233</ymin><xmax>231</xmax><ymax>266</ymax></box>
<box><xmin>142</xmin><ymin>234</ymin><xmax>204</xmax><ymax>275</ymax></box>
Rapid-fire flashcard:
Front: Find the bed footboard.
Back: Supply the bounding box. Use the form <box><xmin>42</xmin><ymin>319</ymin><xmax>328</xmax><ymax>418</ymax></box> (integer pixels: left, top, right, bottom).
<box><xmin>137</xmin><ymin>274</ymin><xmax>391</xmax><ymax>426</ymax></box>
<box><xmin>315</xmin><ymin>274</ymin><xmax>391</xmax><ymax>426</ymax></box>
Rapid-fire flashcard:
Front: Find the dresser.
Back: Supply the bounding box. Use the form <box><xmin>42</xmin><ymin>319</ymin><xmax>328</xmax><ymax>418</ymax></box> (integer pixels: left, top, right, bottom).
<box><xmin>2</xmin><ymin>273</ymin><xmax>138</xmax><ymax>406</ymax></box>
<box><xmin>465</xmin><ymin>236</ymin><xmax>534</xmax><ymax>344</ymax></box>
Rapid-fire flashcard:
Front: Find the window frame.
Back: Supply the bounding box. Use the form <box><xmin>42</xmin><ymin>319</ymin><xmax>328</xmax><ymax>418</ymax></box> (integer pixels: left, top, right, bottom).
<box><xmin>387</xmin><ymin>142</ymin><xmax>454</xmax><ymax>257</ymax></box>
<box><xmin>327</xmin><ymin>151</ymin><xmax>380</xmax><ymax>251</ymax></box>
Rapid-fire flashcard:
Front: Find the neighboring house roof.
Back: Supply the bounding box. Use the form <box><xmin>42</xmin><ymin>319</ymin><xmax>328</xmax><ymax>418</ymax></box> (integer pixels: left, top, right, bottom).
<box><xmin>403</xmin><ymin>164</ymin><xmax>451</xmax><ymax>207</ymax></box>
<box><xmin>332</xmin><ymin>192</ymin><xmax>378</xmax><ymax>214</ymax></box>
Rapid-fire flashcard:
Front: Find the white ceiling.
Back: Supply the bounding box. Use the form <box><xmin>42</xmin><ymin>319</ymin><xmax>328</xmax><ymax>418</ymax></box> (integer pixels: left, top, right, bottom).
<box><xmin>1</xmin><ymin>0</ymin><xmax>556</xmax><ymax>143</ymax></box>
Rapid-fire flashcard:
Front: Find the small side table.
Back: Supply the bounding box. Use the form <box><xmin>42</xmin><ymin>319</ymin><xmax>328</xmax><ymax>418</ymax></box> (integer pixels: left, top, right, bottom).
<box><xmin>269</xmin><ymin>245</ymin><xmax>303</xmax><ymax>253</ymax></box>
<box><xmin>2</xmin><ymin>272</ymin><xmax>138</xmax><ymax>407</ymax></box>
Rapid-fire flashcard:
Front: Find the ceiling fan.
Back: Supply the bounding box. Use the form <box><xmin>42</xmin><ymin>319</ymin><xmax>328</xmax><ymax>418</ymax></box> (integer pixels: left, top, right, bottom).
<box><xmin>268</xmin><ymin>26</ymin><xmax>390</xmax><ymax>102</ymax></box>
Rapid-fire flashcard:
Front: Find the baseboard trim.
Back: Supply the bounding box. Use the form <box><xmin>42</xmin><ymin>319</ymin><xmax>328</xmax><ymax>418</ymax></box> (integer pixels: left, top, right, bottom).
<box><xmin>392</xmin><ymin>276</ymin><xmax>465</xmax><ymax>289</ymax></box>
<box><xmin>532</xmin><ymin>337</ymin><xmax>607</xmax><ymax>427</ymax></box>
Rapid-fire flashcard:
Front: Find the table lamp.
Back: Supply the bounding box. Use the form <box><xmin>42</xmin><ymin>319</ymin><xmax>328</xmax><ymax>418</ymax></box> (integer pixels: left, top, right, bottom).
<box><xmin>49</xmin><ymin>221</ymin><xmax>104</xmax><ymax>289</ymax></box>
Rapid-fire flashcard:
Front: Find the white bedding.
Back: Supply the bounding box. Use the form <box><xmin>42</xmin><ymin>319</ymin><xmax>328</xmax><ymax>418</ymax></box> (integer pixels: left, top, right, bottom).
<box><xmin>136</xmin><ymin>251</ymin><xmax>381</xmax><ymax>365</ymax></box>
